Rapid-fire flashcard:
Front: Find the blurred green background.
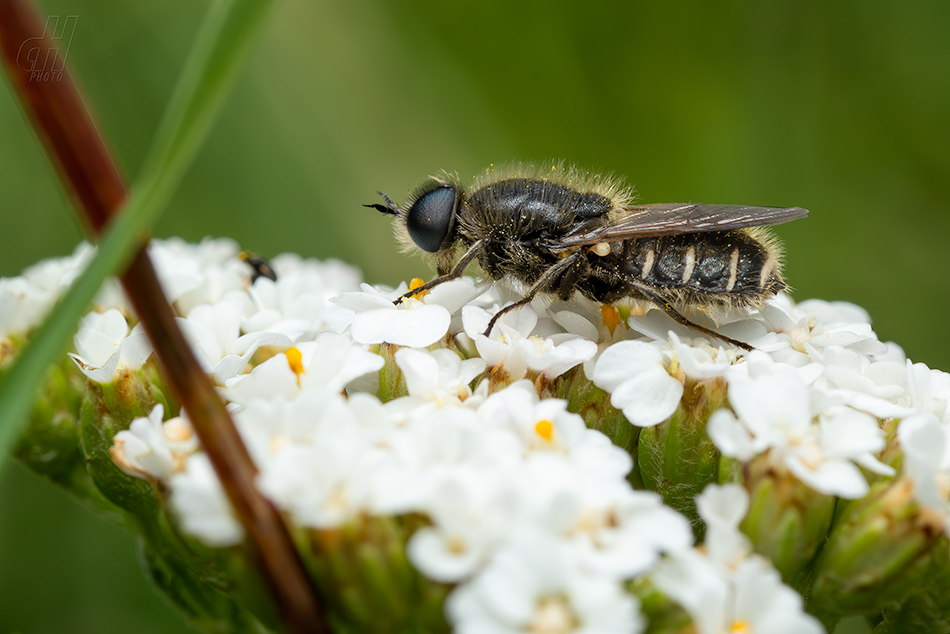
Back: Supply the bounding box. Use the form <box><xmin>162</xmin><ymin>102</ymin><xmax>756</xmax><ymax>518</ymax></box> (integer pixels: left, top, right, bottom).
<box><xmin>1</xmin><ymin>0</ymin><xmax>947</xmax><ymax>631</ymax></box>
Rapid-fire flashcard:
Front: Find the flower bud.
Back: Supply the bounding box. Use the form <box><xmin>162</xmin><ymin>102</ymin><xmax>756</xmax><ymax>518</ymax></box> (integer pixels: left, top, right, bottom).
<box><xmin>629</xmin><ymin>577</ymin><xmax>692</xmax><ymax>634</ymax></box>
<box><xmin>553</xmin><ymin>369</ymin><xmax>642</xmax><ymax>488</ymax></box>
<box><xmin>376</xmin><ymin>343</ymin><xmax>408</xmax><ymax>402</ymax></box>
<box><xmin>79</xmin><ymin>370</ymin><xmax>166</xmax><ymax>517</ymax></box>
<box><xmin>878</xmin><ymin>538</ymin><xmax>950</xmax><ymax>631</ymax></box>
<box><xmin>731</xmin><ymin>453</ymin><xmax>836</xmax><ymax>583</ymax></box>
<box><xmin>299</xmin><ymin>515</ymin><xmax>449</xmax><ymax>632</ymax></box>
<box><xmin>808</xmin><ymin>479</ymin><xmax>943</xmax><ymax>622</ymax></box>
<box><xmin>17</xmin><ymin>358</ymin><xmax>85</xmax><ymax>483</ymax></box>
<box><xmin>638</xmin><ymin>376</ymin><xmax>728</xmax><ymax>531</ymax></box>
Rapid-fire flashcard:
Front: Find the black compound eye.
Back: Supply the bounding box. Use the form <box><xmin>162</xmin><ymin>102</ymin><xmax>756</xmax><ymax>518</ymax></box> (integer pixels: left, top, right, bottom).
<box><xmin>405</xmin><ymin>184</ymin><xmax>458</xmax><ymax>253</ymax></box>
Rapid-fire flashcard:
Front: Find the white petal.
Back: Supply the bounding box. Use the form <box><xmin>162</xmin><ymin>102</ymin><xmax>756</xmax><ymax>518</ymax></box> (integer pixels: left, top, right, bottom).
<box><xmin>407</xmin><ymin>527</ymin><xmax>483</xmax><ymax>583</ymax></box>
<box><xmin>592</xmin><ymin>341</ymin><xmax>664</xmax><ymax>393</ymax></box>
<box><xmin>608</xmin><ymin>368</ymin><xmax>683</xmax><ymax>427</ymax></box>
<box><xmin>695</xmin><ymin>483</ymin><xmax>748</xmax><ymax>529</ymax></box>
<box><xmin>707</xmin><ymin>410</ymin><xmax>759</xmax><ymax>461</ymax></box>
<box><xmin>551</xmin><ymin>310</ymin><xmax>600</xmax><ymax>342</ymax></box>
<box><xmin>785</xmin><ymin>454</ymin><xmax>869</xmax><ymax>498</ymax></box>
<box><xmin>351</xmin><ymin>305</ymin><xmax>451</xmax><ymax>347</ymax></box>
<box><xmin>68</xmin><ymin>350</ymin><xmax>121</xmax><ymax>383</ymax></box>
<box><xmin>330</xmin><ymin>291</ymin><xmax>394</xmax><ymax>312</ymax></box>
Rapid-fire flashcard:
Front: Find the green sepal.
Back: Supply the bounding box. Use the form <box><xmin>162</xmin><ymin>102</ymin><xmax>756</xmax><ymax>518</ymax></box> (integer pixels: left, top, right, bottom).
<box><xmin>630</xmin><ymin>577</ymin><xmax>692</xmax><ymax>634</ymax></box>
<box><xmin>638</xmin><ymin>377</ymin><xmax>727</xmax><ymax>534</ymax></box>
<box><xmin>377</xmin><ymin>343</ymin><xmax>408</xmax><ymax>403</ymax></box>
<box><xmin>808</xmin><ymin>479</ymin><xmax>943</xmax><ymax>623</ymax></box>
<box><xmin>138</xmin><ymin>537</ymin><xmax>271</xmax><ymax>634</ymax></box>
<box><xmin>877</xmin><ymin>417</ymin><xmax>903</xmax><ymax>477</ymax></box>
<box><xmin>875</xmin><ymin>538</ymin><xmax>950</xmax><ymax>633</ymax></box>
<box><xmin>77</xmin><ymin>366</ymin><xmax>276</xmax><ymax>632</ymax></box>
<box><xmin>296</xmin><ymin>514</ymin><xmax>449</xmax><ymax>634</ymax></box>
<box><xmin>551</xmin><ymin>368</ymin><xmax>643</xmax><ymax>489</ymax></box>
<box><xmin>79</xmin><ymin>370</ymin><xmax>165</xmax><ymax>519</ymax></box>
<box><xmin>735</xmin><ymin>458</ymin><xmax>836</xmax><ymax>585</ymax></box>
<box><xmin>17</xmin><ymin>357</ymin><xmax>85</xmax><ymax>481</ymax></box>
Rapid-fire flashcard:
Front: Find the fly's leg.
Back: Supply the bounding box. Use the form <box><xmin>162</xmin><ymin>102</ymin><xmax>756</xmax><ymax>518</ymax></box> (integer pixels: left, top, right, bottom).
<box><xmin>629</xmin><ymin>280</ymin><xmax>754</xmax><ymax>352</ymax></box>
<box><xmin>484</xmin><ymin>252</ymin><xmax>583</xmax><ymax>336</ymax></box>
<box><xmin>394</xmin><ymin>239</ymin><xmax>488</xmax><ymax>305</ymax></box>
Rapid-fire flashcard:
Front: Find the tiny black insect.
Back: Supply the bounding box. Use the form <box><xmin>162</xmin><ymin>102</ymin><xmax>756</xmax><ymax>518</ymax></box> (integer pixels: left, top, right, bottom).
<box><xmin>239</xmin><ymin>251</ymin><xmax>278</xmax><ymax>283</ymax></box>
<box><xmin>365</xmin><ymin>163</ymin><xmax>808</xmax><ymax>351</ymax></box>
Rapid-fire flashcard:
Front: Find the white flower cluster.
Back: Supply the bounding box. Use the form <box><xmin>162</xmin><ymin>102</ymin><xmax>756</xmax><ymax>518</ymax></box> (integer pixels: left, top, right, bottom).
<box><xmin>594</xmin><ymin>296</ymin><xmax>950</xmax><ymax>506</ymax></box>
<box><xmin>6</xmin><ymin>237</ymin><xmax>950</xmax><ymax>632</ymax></box>
<box><xmin>652</xmin><ymin>484</ymin><xmax>824</xmax><ymax>634</ymax></box>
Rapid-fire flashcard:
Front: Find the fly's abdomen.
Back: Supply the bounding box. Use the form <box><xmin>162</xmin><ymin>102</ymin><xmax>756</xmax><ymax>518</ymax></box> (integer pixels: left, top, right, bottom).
<box><xmin>619</xmin><ymin>230</ymin><xmax>783</xmax><ymax>305</ymax></box>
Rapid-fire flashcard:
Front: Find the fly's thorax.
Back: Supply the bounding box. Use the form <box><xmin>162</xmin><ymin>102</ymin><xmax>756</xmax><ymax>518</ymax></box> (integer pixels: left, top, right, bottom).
<box><xmin>461</xmin><ymin>177</ymin><xmax>616</xmax><ymax>240</ymax></box>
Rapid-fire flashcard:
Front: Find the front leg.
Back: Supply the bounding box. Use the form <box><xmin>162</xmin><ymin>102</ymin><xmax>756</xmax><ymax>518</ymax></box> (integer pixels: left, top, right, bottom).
<box><xmin>394</xmin><ymin>239</ymin><xmax>489</xmax><ymax>305</ymax></box>
<box><xmin>484</xmin><ymin>251</ymin><xmax>584</xmax><ymax>336</ymax></box>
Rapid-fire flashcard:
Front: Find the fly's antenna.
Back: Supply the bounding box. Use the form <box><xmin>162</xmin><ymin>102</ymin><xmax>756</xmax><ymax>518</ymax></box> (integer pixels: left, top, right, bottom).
<box><xmin>363</xmin><ymin>191</ymin><xmax>399</xmax><ymax>216</ymax></box>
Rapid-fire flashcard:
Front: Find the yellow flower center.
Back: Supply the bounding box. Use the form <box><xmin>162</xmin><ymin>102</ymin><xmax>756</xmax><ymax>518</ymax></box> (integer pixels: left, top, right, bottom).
<box><xmin>527</xmin><ymin>596</ymin><xmax>576</xmax><ymax>634</ymax></box>
<box><xmin>408</xmin><ymin>277</ymin><xmax>428</xmax><ymax>300</ymax></box>
<box><xmin>600</xmin><ymin>305</ymin><xmax>623</xmax><ymax>336</ymax></box>
<box><xmin>535</xmin><ymin>419</ymin><xmax>554</xmax><ymax>442</ymax></box>
<box><xmin>286</xmin><ymin>346</ymin><xmax>304</xmax><ymax>383</ymax></box>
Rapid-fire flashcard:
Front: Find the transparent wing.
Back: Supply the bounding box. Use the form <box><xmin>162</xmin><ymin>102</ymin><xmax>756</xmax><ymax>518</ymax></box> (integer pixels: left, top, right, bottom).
<box><xmin>546</xmin><ymin>203</ymin><xmax>809</xmax><ymax>248</ymax></box>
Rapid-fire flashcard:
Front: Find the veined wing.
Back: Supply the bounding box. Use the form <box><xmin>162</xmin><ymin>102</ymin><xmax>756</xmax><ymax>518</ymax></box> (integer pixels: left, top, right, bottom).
<box><xmin>546</xmin><ymin>203</ymin><xmax>808</xmax><ymax>248</ymax></box>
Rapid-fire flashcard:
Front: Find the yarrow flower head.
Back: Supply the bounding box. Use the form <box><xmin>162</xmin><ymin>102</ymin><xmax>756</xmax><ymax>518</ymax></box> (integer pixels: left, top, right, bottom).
<box><xmin>9</xmin><ymin>237</ymin><xmax>950</xmax><ymax>633</ymax></box>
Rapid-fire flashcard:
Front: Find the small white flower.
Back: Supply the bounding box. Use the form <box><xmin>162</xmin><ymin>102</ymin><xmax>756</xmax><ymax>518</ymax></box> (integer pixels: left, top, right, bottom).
<box><xmin>150</xmin><ymin>237</ymin><xmax>247</xmax><ymax>315</ymax></box>
<box><xmin>233</xmin><ymin>388</ymin><xmax>354</xmax><ymax>466</ymax></box>
<box><xmin>707</xmin><ymin>354</ymin><xmax>893</xmax><ymax>498</ymax></box>
<box><xmin>222</xmin><ymin>334</ymin><xmax>383</xmax><ymax>405</ymax></box>
<box><xmin>654</xmin><ymin>551</ymin><xmax>823</xmax><ymax>634</ymax></box>
<box><xmin>169</xmin><ymin>453</ymin><xmax>244</xmax><ymax>547</ymax></box>
<box><xmin>110</xmin><ymin>404</ymin><xmax>199</xmax><ymax>480</ymax></box>
<box><xmin>478</xmin><ymin>383</ymin><xmax>632</xmax><ymax>479</ymax></box>
<box><xmin>897</xmin><ymin>412</ymin><xmax>950</xmax><ymax>532</ymax></box>
<box><xmin>669</xmin><ymin>332</ymin><xmax>737</xmax><ymax>380</ymax></box>
<box><xmin>462</xmin><ymin>304</ymin><xmax>596</xmax><ymax>379</ymax></box>
<box><xmin>592</xmin><ymin>340</ymin><xmax>683</xmax><ymax>427</ymax></box>
<box><xmin>336</xmin><ymin>285</ymin><xmax>451</xmax><ymax>348</ymax></box>
<box><xmin>0</xmin><ymin>276</ymin><xmax>55</xmax><ymax>339</ymax></box>
<box><xmin>653</xmin><ymin>485</ymin><xmax>823</xmax><ymax>634</ymax></box>
<box><xmin>462</xmin><ymin>303</ymin><xmax>538</xmax><ymax>374</ymax></box>
<box><xmin>179</xmin><ymin>297</ymin><xmax>261</xmax><ymax>383</ymax></box>
<box><xmin>375</xmin><ymin>408</ymin><xmax>506</xmax><ymax>513</ymax></box>
<box><xmin>333</xmin><ymin>278</ymin><xmax>485</xmax><ymax>348</ymax></box>
<box><xmin>789</xmin><ymin>299</ymin><xmax>887</xmax><ymax>357</ymax></box>
<box><xmin>256</xmin><ymin>428</ymin><xmax>382</xmax><ymax>529</ymax></box>
<box><xmin>241</xmin><ymin>255</ymin><xmax>362</xmax><ymax>341</ymax></box>
<box><xmin>566</xmin><ymin>483</ymin><xmax>694</xmax><ymax>579</ymax></box>
<box><xmin>694</xmin><ymin>484</ymin><xmax>753</xmax><ymax>570</ymax></box>
<box><xmin>396</xmin><ymin>348</ymin><xmax>485</xmax><ymax>406</ymax></box>
<box><xmin>815</xmin><ymin>346</ymin><xmax>910</xmax><ymax>419</ymax></box>
<box><xmin>904</xmin><ymin>361</ymin><xmax>950</xmax><ymax>425</ymax></box>
<box><xmin>447</xmin><ymin>529</ymin><xmax>645</xmax><ymax>634</ymax></box>
<box><xmin>221</xmin><ymin>350</ymin><xmax>300</xmax><ymax>404</ymax></box>
<box><xmin>407</xmin><ymin>470</ymin><xmax>520</xmax><ymax>582</ymax></box>
<box><xmin>297</xmin><ymin>333</ymin><xmax>385</xmax><ymax>393</ymax></box>
<box><xmin>68</xmin><ymin>309</ymin><xmax>151</xmax><ymax>383</ymax></box>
